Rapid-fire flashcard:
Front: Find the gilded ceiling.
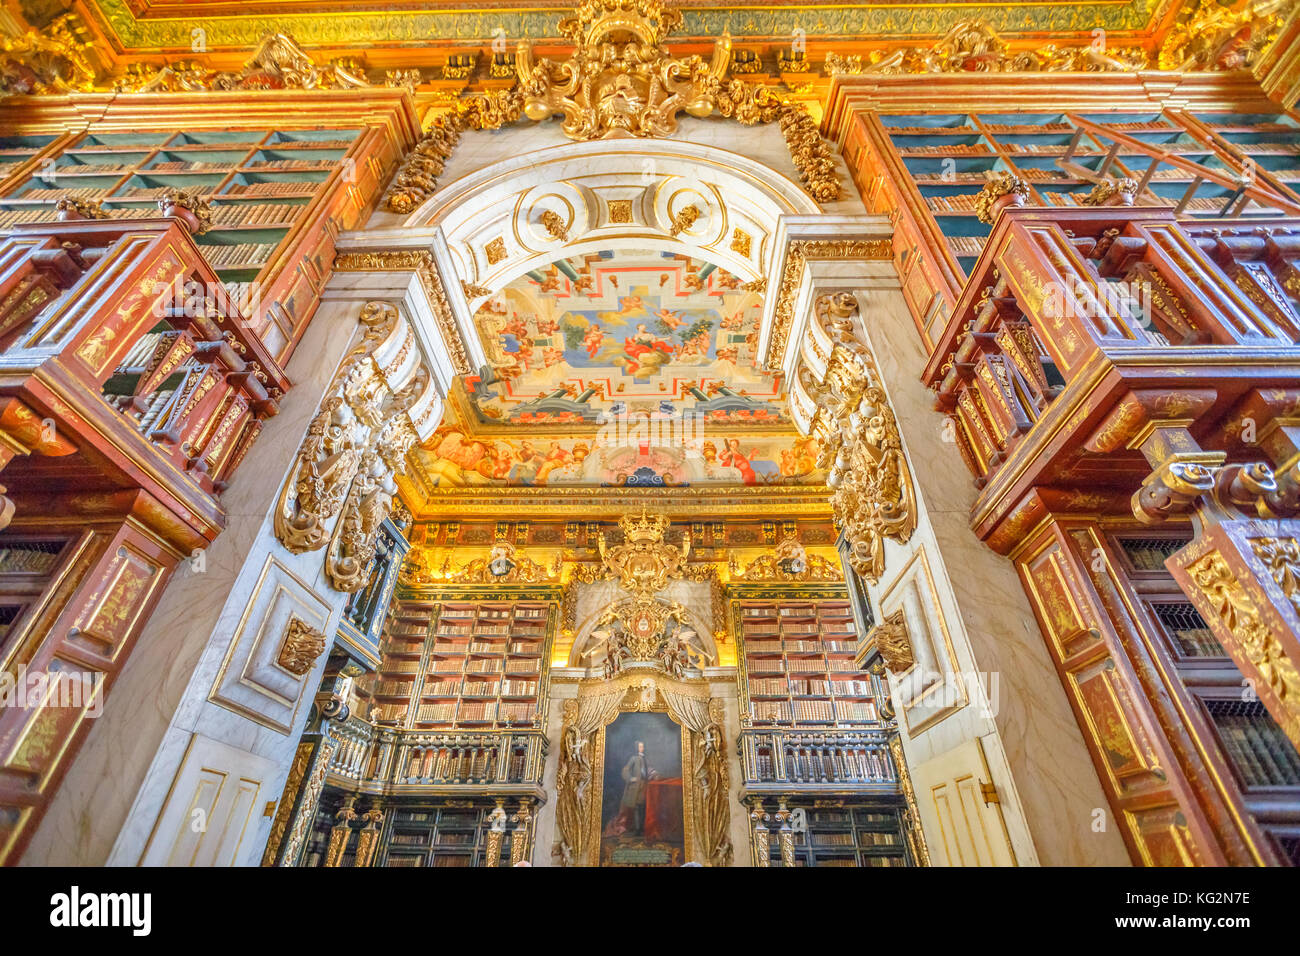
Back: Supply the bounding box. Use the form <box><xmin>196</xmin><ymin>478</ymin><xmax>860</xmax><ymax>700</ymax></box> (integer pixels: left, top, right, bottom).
<box><xmin>404</xmin><ymin>247</ymin><xmax>826</xmax><ymax>496</ymax></box>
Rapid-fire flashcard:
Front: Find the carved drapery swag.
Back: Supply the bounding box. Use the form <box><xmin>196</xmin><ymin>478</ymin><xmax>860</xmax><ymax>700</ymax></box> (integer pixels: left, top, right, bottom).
<box><xmin>805</xmin><ymin>293</ymin><xmax>917</xmax><ymax>583</ymax></box>
<box><xmin>274</xmin><ymin>301</ymin><xmax>438</xmax><ymax>591</ymax></box>
<box><xmin>553</xmin><ymin>674</ymin><xmax>732</xmax><ymax>867</ymax></box>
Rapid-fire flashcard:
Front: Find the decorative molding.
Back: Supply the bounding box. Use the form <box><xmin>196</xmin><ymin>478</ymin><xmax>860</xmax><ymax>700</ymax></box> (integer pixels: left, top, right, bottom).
<box><xmin>764</xmin><ymin>238</ymin><xmax>893</xmax><ymax>372</ymax></box>
<box><xmin>825</xmin><ymin>18</ymin><xmax>1148</xmax><ymax>75</ymax></box>
<box><xmin>868</xmin><ymin>609</ymin><xmax>914</xmax><ymax>674</ymax></box>
<box><xmin>276</xmin><ymin>616</ymin><xmax>327</xmax><ymax>677</ymax></box>
<box><xmin>113</xmin><ymin>32</ymin><xmax>370</xmax><ymax>93</ymax></box>
<box><xmin>974</xmin><ymin>171</ymin><xmax>1029</xmax><ymax>225</ymax></box>
<box><xmin>274</xmin><ymin>301</ymin><xmax>401</xmax><ymax>554</ymax></box>
<box><xmin>333</xmin><ymin>251</ymin><xmax>472</xmax><ymax>375</ymax></box>
<box><xmin>805</xmin><ymin>293</ymin><xmax>917</xmax><ymax>584</ymax></box>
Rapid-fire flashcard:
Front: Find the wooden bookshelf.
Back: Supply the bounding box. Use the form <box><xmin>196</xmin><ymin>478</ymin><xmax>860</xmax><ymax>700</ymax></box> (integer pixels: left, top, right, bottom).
<box><xmin>380</xmin><ymin>804</ymin><xmax>513</xmax><ymax>868</ymax></box>
<box><xmin>0</xmin><ymin>126</ymin><xmax>389</xmax><ymax>362</ymax></box>
<box><xmin>762</xmin><ymin>803</ymin><xmax>909</xmax><ymax>867</ymax></box>
<box><xmin>373</xmin><ymin>597</ymin><xmax>553</xmax><ymax>731</ymax></box>
<box><xmin>737</xmin><ymin>597</ymin><xmax>883</xmax><ymax>728</ymax></box>
<box><xmin>1104</xmin><ymin>527</ymin><xmax>1300</xmax><ymax>862</ymax></box>
<box><xmin>842</xmin><ymin>109</ymin><xmax>1300</xmax><ymax>351</ymax></box>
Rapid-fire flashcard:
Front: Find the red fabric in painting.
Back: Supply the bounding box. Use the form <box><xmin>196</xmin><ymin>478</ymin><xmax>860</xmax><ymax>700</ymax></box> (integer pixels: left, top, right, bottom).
<box><xmin>642</xmin><ymin>778</ymin><xmax>684</xmax><ymax>843</ymax></box>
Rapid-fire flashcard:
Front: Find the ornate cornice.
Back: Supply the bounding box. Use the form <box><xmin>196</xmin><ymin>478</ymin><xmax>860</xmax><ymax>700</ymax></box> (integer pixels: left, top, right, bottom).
<box><xmin>333</xmin><ymin>250</ymin><xmax>472</xmax><ymax>375</ymax></box>
<box><xmin>764</xmin><ymin>238</ymin><xmax>893</xmax><ymax>371</ymax></box>
<box><xmin>74</xmin><ymin>0</ymin><xmax>1166</xmax><ymax>55</ymax></box>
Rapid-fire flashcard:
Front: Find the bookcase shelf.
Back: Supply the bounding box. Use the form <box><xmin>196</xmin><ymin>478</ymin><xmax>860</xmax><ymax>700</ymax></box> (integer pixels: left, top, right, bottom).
<box><xmin>737</xmin><ymin>597</ymin><xmax>884</xmax><ymax>728</ymax></box>
<box><xmin>371</xmin><ymin>597</ymin><xmax>554</xmax><ymax>731</ymax></box>
<box><xmin>848</xmin><ymin>108</ymin><xmax>1300</xmax><ymax>354</ymax></box>
<box><xmin>0</xmin><ymin>124</ymin><xmax>385</xmax><ymax>362</ymax></box>
<box><xmin>762</xmin><ymin>803</ymin><xmax>910</xmax><ymax>867</ymax></box>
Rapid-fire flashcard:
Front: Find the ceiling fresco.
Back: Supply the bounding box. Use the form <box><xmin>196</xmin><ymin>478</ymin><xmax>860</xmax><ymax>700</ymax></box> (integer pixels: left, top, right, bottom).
<box><xmin>465</xmin><ymin>249</ymin><xmax>786</xmax><ymax>428</ymax></box>
<box><xmin>409</xmin><ymin>397</ymin><xmax>824</xmax><ymax>490</ymax></box>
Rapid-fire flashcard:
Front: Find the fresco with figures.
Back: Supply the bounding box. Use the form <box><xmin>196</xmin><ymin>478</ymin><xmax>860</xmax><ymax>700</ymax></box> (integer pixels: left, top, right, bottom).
<box><xmin>409</xmin><ymin>400</ymin><xmax>823</xmax><ymax>488</ymax></box>
<box><xmin>467</xmin><ymin>249</ymin><xmax>788</xmax><ymax>427</ymax></box>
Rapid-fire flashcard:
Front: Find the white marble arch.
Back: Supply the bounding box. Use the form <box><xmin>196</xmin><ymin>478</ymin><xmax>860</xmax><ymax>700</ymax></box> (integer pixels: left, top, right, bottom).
<box><xmin>341</xmin><ymin>138</ymin><xmax>822</xmax><ymax>376</ymax></box>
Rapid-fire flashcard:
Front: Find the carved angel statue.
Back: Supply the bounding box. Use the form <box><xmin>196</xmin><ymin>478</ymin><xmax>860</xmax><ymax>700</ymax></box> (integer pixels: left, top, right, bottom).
<box><xmin>487</xmin><ymin>804</ymin><xmax>509</xmax><ymax>833</ymax></box>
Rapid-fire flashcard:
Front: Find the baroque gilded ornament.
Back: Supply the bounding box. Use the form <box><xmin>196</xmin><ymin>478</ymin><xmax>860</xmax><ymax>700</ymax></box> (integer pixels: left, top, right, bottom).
<box><xmin>277</xmin><ymin>616</ymin><xmax>327</xmax><ymax>677</ymax></box>
<box><xmin>729</xmin><ymin>532</ymin><xmax>843</xmax><ymax>582</ymax></box>
<box><xmin>114</xmin><ymin>33</ymin><xmax>370</xmax><ymax>93</ymax></box>
<box><xmin>383</xmin><ymin>0</ymin><xmax>841</xmax><ymax>211</ymax></box>
<box><xmin>275</xmin><ymin>302</ymin><xmax>399</xmax><ymax>553</ymax></box>
<box><xmin>276</xmin><ymin>300</ymin><xmax>437</xmax><ymax>594</ymax></box>
<box><xmin>806</xmin><ymin>294</ymin><xmax>917</xmax><ymax>583</ymax></box>
<box><xmin>868</xmin><ymin>609</ymin><xmax>915</xmax><ymax>674</ymax></box>
<box><xmin>825</xmin><ymin>18</ymin><xmax>1148</xmax><ymax>75</ymax></box>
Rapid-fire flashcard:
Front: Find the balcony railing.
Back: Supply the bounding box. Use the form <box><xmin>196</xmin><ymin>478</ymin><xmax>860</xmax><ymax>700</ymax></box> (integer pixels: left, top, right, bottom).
<box><xmin>740</xmin><ymin>728</ymin><xmax>897</xmax><ymax>790</ymax></box>
<box><xmin>922</xmin><ymin>208</ymin><xmax>1300</xmax><ymax>541</ymax></box>
<box><xmin>323</xmin><ymin>716</ymin><xmax>548</xmax><ymax>791</ymax></box>
<box><xmin>0</xmin><ymin>218</ymin><xmax>288</xmax><ymax>526</ymax></box>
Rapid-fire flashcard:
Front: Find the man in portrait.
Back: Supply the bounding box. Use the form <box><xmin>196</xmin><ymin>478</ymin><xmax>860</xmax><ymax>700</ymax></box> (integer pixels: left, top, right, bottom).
<box><xmin>607</xmin><ymin>740</ymin><xmax>658</xmax><ymax>836</ymax></box>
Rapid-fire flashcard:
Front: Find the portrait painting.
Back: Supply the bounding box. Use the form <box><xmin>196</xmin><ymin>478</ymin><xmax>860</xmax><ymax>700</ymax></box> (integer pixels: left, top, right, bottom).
<box><xmin>600</xmin><ymin>711</ymin><xmax>685</xmax><ymax>866</ymax></box>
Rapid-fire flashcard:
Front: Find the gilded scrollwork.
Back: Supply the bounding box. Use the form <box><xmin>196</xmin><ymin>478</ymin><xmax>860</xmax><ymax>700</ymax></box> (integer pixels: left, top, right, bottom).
<box><xmin>277</xmin><ymin>300</ymin><xmax>439</xmax><ymax>593</ymax></box>
<box><xmin>765</xmin><ymin>239</ymin><xmax>893</xmax><ymax>371</ymax></box>
<box><xmin>277</xmin><ymin>616</ymin><xmax>327</xmax><ymax>677</ymax></box>
<box><xmin>381</xmin><ymin>0</ymin><xmax>840</xmax><ymax>210</ymax></box>
<box><xmin>0</xmin><ymin>14</ymin><xmax>98</xmax><ymax>94</ymax></box>
<box><xmin>825</xmin><ymin>18</ymin><xmax>1148</xmax><ymax>75</ymax></box>
<box><xmin>802</xmin><ymin>296</ymin><xmax>917</xmax><ymax>584</ymax></box>
<box><xmin>114</xmin><ymin>32</ymin><xmax>372</xmax><ymax>93</ymax></box>
<box><xmin>729</xmin><ymin>534</ymin><xmax>843</xmax><ymax>582</ymax></box>
<box><xmin>275</xmin><ymin>302</ymin><xmax>400</xmax><ymax>554</ymax></box>
<box><xmin>325</xmin><ymin>402</ymin><xmax>423</xmax><ymax>591</ymax></box>
<box><xmin>868</xmin><ymin>609</ymin><xmax>914</xmax><ymax>674</ymax></box>
<box><xmin>1186</xmin><ymin>549</ymin><xmax>1300</xmax><ymax>736</ymax></box>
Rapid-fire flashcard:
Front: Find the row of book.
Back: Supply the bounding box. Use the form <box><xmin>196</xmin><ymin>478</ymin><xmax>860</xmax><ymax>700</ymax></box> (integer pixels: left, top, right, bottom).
<box><xmin>246</xmin><ymin>158</ymin><xmax>337</xmax><ymax>170</ymax></box>
<box><xmin>793</xmin><ymin>700</ymin><xmax>834</xmax><ymax>721</ymax></box>
<box><xmin>925</xmin><ymin>193</ymin><xmax>983</xmax><ymax>213</ymax></box>
<box><xmin>147</xmin><ymin>160</ymin><xmax>233</xmax><ymax>172</ymax></box>
<box><xmin>56</xmin><ymin>161</ymin><xmax>137</xmax><ymax>174</ymax></box>
<box><xmin>751</xmin><ymin>700</ymin><xmax>879</xmax><ymax>723</ymax></box>
<box><xmin>224</xmin><ymin>181</ymin><xmax>317</xmax><ymax>197</ymax></box>
<box><xmin>947</xmin><ymin>236</ymin><xmax>988</xmax><ymax>256</ymax></box>
<box><xmin>898</xmin><ymin>143</ymin><xmax>993</xmax><ymax>156</ymax></box>
<box><xmin>983</xmin><ymin>122</ymin><xmax>1073</xmax><ymax>133</ymax></box>
<box><xmin>413</xmin><ymin>700</ymin><xmax>537</xmax><ymax>724</ymax></box>
<box><xmin>19</xmin><ymin>185</ymin><xmax>110</xmax><ymax>199</ymax></box>
<box><xmin>375</xmin><ymin>680</ymin><xmax>413</xmax><ymax>697</ymax></box>
<box><xmin>200</xmin><ymin>242</ymin><xmax>276</xmax><ymax>268</ymax></box>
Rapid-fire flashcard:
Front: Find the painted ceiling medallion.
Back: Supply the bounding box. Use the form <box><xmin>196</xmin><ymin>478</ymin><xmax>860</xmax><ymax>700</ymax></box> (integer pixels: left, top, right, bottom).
<box><xmin>467</xmin><ymin>249</ymin><xmax>787</xmax><ymax>426</ymax></box>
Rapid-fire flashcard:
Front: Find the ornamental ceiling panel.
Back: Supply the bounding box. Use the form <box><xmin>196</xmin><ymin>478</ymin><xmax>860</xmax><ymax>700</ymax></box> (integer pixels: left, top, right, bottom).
<box><xmin>465</xmin><ymin>248</ymin><xmax>786</xmax><ymax>427</ymax></box>
<box><xmin>409</xmin><ymin>397</ymin><xmax>825</xmax><ymax>490</ymax></box>
<box><xmin>403</xmin><ymin>245</ymin><xmax>826</xmax><ymax>497</ymax></box>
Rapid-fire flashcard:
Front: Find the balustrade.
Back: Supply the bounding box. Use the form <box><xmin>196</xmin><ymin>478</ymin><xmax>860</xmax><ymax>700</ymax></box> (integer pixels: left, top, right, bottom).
<box><xmin>740</xmin><ymin>728</ymin><xmax>896</xmax><ymax>789</ymax></box>
<box><xmin>324</xmin><ymin>721</ymin><xmax>548</xmax><ymax>790</ymax></box>
<box><xmin>0</xmin><ymin>217</ymin><xmax>288</xmax><ymax>528</ymax></box>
